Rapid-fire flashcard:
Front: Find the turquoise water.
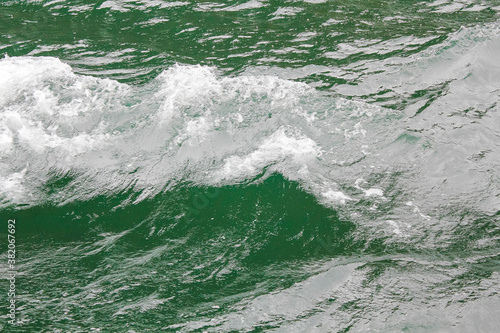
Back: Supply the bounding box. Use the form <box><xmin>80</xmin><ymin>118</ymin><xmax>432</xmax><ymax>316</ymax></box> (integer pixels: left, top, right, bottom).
<box><xmin>1</xmin><ymin>0</ymin><xmax>500</xmax><ymax>332</ymax></box>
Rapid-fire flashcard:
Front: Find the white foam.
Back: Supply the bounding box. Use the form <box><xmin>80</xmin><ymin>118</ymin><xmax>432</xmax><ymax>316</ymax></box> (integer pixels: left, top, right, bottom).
<box><xmin>364</xmin><ymin>188</ymin><xmax>384</xmax><ymax>197</ymax></box>
<box><xmin>321</xmin><ymin>190</ymin><xmax>352</xmax><ymax>205</ymax></box>
<box><xmin>0</xmin><ymin>57</ymin><xmax>387</xmax><ymax>208</ymax></box>
<box><xmin>217</xmin><ymin>127</ymin><xmax>321</xmax><ymax>181</ymax></box>
<box><xmin>354</xmin><ymin>178</ymin><xmax>384</xmax><ymax>198</ymax></box>
<box><xmin>386</xmin><ymin>220</ymin><xmax>402</xmax><ymax>235</ymax></box>
<box><xmin>220</xmin><ymin>0</ymin><xmax>264</xmax><ymax>12</ymax></box>
<box><xmin>0</xmin><ymin>125</ymin><xmax>13</xmax><ymax>153</ymax></box>
<box><xmin>0</xmin><ymin>57</ymin><xmax>134</xmax><ymax>204</ymax></box>
<box><xmin>0</xmin><ymin>169</ymin><xmax>27</xmax><ymax>203</ymax></box>
<box><xmin>155</xmin><ymin>64</ymin><xmax>312</xmax><ymax>123</ymax></box>
<box><xmin>182</xmin><ymin>116</ymin><xmax>215</xmax><ymax>146</ymax></box>
<box><xmin>0</xmin><ymin>56</ymin><xmax>71</xmax><ymax>107</ymax></box>
<box><xmin>0</xmin><ymin>56</ymin><xmax>129</xmax><ymax>156</ymax></box>
<box><xmin>406</xmin><ymin>201</ymin><xmax>431</xmax><ymax>220</ymax></box>
<box><xmin>97</xmin><ymin>0</ymin><xmax>128</xmax><ymax>12</ymax></box>
<box><xmin>156</xmin><ymin>65</ymin><xmax>223</xmax><ymax>120</ymax></box>
<box><xmin>270</xmin><ymin>7</ymin><xmax>303</xmax><ymax>20</ymax></box>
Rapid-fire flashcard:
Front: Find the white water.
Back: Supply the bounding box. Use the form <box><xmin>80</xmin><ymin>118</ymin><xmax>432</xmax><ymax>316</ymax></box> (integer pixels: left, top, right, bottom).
<box><xmin>1</xmin><ymin>22</ymin><xmax>499</xmax><ymax>248</ymax></box>
<box><xmin>0</xmin><ymin>57</ymin><xmax>392</xmax><ymax>210</ymax></box>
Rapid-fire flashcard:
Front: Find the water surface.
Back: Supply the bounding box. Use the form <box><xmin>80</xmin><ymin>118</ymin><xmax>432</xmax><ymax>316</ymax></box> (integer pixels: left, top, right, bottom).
<box><xmin>1</xmin><ymin>0</ymin><xmax>500</xmax><ymax>332</ymax></box>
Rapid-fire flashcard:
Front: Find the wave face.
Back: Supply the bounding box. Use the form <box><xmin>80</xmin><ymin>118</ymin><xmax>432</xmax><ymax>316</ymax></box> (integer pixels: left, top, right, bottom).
<box><xmin>1</xmin><ymin>1</ymin><xmax>500</xmax><ymax>332</ymax></box>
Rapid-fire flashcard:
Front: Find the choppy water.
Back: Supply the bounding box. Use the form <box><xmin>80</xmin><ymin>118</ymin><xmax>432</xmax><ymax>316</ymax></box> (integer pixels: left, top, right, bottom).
<box><xmin>1</xmin><ymin>0</ymin><xmax>500</xmax><ymax>332</ymax></box>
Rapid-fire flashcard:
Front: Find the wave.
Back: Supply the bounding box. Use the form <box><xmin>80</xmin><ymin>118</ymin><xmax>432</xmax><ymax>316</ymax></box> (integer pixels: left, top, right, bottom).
<box><xmin>0</xmin><ymin>56</ymin><xmax>397</xmax><ymax>210</ymax></box>
<box><xmin>2</xmin><ymin>15</ymin><xmax>500</xmax><ymax>333</ymax></box>
<box><xmin>1</xmin><ymin>22</ymin><xmax>499</xmax><ymax>246</ymax></box>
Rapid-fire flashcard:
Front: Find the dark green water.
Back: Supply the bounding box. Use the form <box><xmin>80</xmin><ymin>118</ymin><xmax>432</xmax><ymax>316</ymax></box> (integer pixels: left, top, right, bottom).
<box><xmin>1</xmin><ymin>0</ymin><xmax>500</xmax><ymax>332</ymax></box>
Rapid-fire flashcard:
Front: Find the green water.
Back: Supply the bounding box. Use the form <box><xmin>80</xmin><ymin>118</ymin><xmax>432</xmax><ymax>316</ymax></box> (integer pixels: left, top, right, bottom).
<box><xmin>1</xmin><ymin>0</ymin><xmax>500</xmax><ymax>332</ymax></box>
